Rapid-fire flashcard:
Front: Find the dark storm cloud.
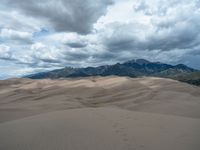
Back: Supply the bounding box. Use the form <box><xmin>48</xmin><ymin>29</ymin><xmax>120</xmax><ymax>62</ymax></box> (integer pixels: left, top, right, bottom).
<box><xmin>15</xmin><ymin>57</ymin><xmax>63</xmax><ymax>68</ymax></box>
<box><xmin>64</xmin><ymin>51</ymin><xmax>90</xmax><ymax>61</ymax></box>
<box><xmin>104</xmin><ymin>19</ymin><xmax>200</xmax><ymax>53</ymax></box>
<box><xmin>0</xmin><ymin>57</ymin><xmax>16</xmax><ymax>61</ymax></box>
<box><xmin>35</xmin><ymin>58</ymin><xmax>62</xmax><ymax>64</ymax></box>
<box><xmin>148</xmin><ymin>20</ymin><xmax>200</xmax><ymax>51</ymax></box>
<box><xmin>67</xmin><ymin>42</ymin><xmax>87</xmax><ymax>48</ymax></box>
<box><xmin>105</xmin><ymin>36</ymin><xmax>136</xmax><ymax>51</ymax></box>
<box><xmin>3</xmin><ymin>0</ymin><xmax>113</xmax><ymax>34</ymax></box>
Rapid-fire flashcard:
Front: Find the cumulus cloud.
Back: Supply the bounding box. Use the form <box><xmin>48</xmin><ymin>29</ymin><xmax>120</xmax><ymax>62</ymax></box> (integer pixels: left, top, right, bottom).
<box><xmin>0</xmin><ymin>44</ymin><xmax>14</xmax><ymax>60</ymax></box>
<box><xmin>57</xmin><ymin>33</ymin><xmax>88</xmax><ymax>48</ymax></box>
<box><xmin>101</xmin><ymin>0</ymin><xmax>200</xmax><ymax>52</ymax></box>
<box><xmin>93</xmin><ymin>0</ymin><xmax>200</xmax><ymax>67</ymax></box>
<box><xmin>0</xmin><ymin>28</ymin><xmax>33</xmax><ymax>44</ymax></box>
<box><xmin>30</xmin><ymin>42</ymin><xmax>63</xmax><ymax>64</ymax></box>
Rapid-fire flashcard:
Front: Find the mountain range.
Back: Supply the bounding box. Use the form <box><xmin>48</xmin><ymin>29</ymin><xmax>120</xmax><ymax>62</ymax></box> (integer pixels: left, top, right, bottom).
<box><xmin>26</xmin><ymin>59</ymin><xmax>200</xmax><ymax>85</ymax></box>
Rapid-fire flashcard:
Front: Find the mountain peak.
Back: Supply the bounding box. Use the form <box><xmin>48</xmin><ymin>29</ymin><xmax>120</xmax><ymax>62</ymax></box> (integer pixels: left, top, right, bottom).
<box><xmin>135</xmin><ymin>59</ymin><xmax>150</xmax><ymax>65</ymax></box>
<box><xmin>175</xmin><ymin>64</ymin><xmax>188</xmax><ymax>68</ymax></box>
<box><xmin>175</xmin><ymin>64</ymin><xmax>196</xmax><ymax>71</ymax></box>
<box><xmin>125</xmin><ymin>59</ymin><xmax>150</xmax><ymax>65</ymax></box>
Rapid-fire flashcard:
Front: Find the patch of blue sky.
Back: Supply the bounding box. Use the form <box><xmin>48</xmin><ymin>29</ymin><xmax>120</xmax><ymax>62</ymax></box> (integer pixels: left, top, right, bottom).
<box><xmin>33</xmin><ymin>27</ymin><xmax>53</xmax><ymax>38</ymax></box>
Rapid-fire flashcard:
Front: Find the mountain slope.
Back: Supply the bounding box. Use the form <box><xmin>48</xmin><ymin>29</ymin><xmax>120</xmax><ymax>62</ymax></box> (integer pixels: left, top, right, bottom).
<box><xmin>175</xmin><ymin>71</ymin><xmax>200</xmax><ymax>86</ymax></box>
<box><xmin>26</xmin><ymin>59</ymin><xmax>198</xmax><ymax>84</ymax></box>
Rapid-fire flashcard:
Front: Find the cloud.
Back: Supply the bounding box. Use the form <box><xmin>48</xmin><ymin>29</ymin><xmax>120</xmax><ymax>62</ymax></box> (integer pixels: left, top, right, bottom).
<box><xmin>0</xmin><ymin>0</ymin><xmax>200</xmax><ymax>79</ymax></box>
<box><xmin>58</xmin><ymin>32</ymin><xmax>88</xmax><ymax>48</ymax></box>
<box><xmin>27</xmin><ymin>42</ymin><xmax>64</xmax><ymax>67</ymax></box>
<box><xmin>102</xmin><ymin>0</ymin><xmax>200</xmax><ymax>52</ymax></box>
<box><xmin>95</xmin><ymin>0</ymin><xmax>200</xmax><ymax>68</ymax></box>
<box><xmin>67</xmin><ymin>42</ymin><xmax>87</xmax><ymax>48</ymax></box>
<box><xmin>0</xmin><ymin>9</ymin><xmax>42</xmax><ymax>32</ymax></box>
<box><xmin>3</xmin><ymin>0</ymin><xmax>113</xmax><ymax>34</ymax></box>
<box><xmin>0</xmin><ymin>44</ymin><xmax>14</xmax><ymax>60</ymax></box>
<box><xmin>0</xmin><ymin>28</ymin><xmax>33</xmax><ymax>44</ymax></box>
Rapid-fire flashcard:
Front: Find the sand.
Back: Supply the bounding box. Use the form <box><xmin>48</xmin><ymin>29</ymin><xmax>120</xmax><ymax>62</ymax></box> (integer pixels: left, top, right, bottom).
<box><xmin>0</xmin><ymin>76</ymin><xmax>200</xmax><ymax>150</ymax></box>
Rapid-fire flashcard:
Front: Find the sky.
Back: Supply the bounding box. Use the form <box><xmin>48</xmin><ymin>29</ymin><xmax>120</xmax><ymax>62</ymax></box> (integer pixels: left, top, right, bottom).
<box><xmin>0</xmin><ymin>0</ymin><xmax>200</xmax><ymax>79</ymax></box>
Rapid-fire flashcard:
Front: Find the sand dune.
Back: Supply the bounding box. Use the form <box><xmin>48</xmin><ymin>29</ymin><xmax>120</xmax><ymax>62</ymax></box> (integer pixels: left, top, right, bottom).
<box><xmin>0</xmin><ymin>76</ymin><xmax>200</xmax><ymax>149</ymax></box>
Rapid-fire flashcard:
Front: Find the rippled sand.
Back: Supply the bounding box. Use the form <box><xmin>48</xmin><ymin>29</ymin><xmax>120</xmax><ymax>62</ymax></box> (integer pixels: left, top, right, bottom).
<box><xmin>0</xmin><ymin>76</ymin><xmax>200</xmax><ymax>150</ymax></box>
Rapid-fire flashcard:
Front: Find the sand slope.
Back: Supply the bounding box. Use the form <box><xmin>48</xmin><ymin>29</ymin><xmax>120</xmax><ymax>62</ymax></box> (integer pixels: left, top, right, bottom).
<box><xmin>0</xmin><ymin>77</ymin><xmax>200</xmax><ymax>150</ymax></box>
<box><xmin>0</xmin><ymin>108</ymin><xmax>200</xmax><ymax>150</ymax></box>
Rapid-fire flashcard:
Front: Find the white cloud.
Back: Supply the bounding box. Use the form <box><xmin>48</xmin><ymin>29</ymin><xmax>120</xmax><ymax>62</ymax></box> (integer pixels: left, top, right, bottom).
<box><xmin>0</xmin><ymin>44</ymin><xmax>13</xmax><ymax>60</ymax></box>
<box><xmin>0</xmin><ymin>28</ymin><xmax>33</xmax><ymax>44</ymax></box>
<box><xmin>30</xmin><ymin>42</ymin><xmax>64</xmax><ymax>65</ymax></box>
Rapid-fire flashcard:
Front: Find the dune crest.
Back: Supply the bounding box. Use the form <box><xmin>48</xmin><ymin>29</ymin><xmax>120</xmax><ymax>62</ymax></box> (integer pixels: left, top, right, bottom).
<box><xmin>0</xmin><ymin>77</ymin><xmax>200</xmax><ymax>150</ymax></box>
<box><xmin>1</xmin><ymin>76</ymin><xmax>200</xmax><ymax>122</ymax></box>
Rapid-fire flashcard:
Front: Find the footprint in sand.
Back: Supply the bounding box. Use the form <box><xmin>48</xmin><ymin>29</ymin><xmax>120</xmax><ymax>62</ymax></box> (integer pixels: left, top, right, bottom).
<box><xmin>112</xmin><ymin>121</ymin><xmax>133</xmax><ymax>147</ymax></box>
<box><xmin>94</xmin><ymin>111</ymin><xmax>134</xmax><ymax>148</ymax></box>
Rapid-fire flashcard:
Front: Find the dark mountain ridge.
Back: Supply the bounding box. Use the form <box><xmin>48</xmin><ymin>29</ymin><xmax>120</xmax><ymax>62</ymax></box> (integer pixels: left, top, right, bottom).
<box><xmin>174</xmin><ymin>71</ymin><xmax>200</xmax><ymax>86</ymax></box>
<box><xmin>26</xmin><ymin>59</ymin><xmax>198</xmax><ymax>85</ymax></box>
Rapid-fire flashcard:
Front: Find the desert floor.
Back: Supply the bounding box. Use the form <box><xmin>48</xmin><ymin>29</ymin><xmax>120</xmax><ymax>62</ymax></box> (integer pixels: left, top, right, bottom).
<box><xmin>0</xmin><ymin>76</ymin><xmax>200</xmax><ymax>150</ymax></box>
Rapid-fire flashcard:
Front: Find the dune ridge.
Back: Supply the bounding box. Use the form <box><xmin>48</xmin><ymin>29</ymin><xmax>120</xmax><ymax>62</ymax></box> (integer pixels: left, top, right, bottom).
<box><xmin>0</xmin><ymin>76</ymin><xmax>200</xmax><ymax>150</ymax></box>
